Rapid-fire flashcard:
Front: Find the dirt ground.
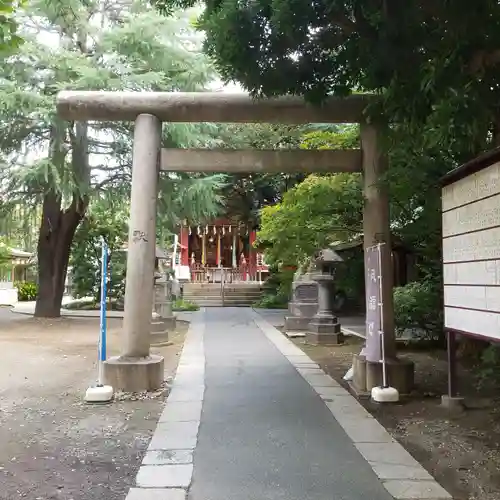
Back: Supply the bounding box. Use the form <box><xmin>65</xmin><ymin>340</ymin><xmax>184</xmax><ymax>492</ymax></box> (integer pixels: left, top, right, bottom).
<box><xmin>292</xmin><ymin>334</ymin><xmax>500</xmax><ymax>500</ymax></box>
<box><xmin>0</xmin><ymin>309</ymin><xmax>188</xmax><ymax>500</ymax></box>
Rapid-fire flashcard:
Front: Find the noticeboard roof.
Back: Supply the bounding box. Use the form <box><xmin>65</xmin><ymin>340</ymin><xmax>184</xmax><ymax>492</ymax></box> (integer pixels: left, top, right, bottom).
<box><xmin>440</xmin><ymin>146</ymin><xmax>500</xmax><ymax>187</ymax></box>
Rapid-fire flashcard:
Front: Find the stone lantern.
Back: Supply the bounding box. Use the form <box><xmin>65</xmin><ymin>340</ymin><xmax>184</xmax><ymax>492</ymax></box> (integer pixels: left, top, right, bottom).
<box><xmin>151</xmin><ymin>247</ymin><xmax>176</xmax><ymax>347</ymax></box>
<box><xmin>306</xmin><ymin>248</ymin><xmax>344</xmax><ymax>345</ymax></box>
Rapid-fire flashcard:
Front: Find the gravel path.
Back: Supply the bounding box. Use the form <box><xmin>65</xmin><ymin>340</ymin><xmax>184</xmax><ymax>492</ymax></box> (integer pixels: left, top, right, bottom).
<box><xmin>0</xmin><ymin>312</ymin><xmax>187</xmax><ymax>500</ymax></box>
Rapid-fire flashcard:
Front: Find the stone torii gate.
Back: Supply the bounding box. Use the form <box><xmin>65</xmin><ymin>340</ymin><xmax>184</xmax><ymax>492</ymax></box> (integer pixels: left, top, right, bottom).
<box><xmin>56</xmin><ymin>91</ymin><xmax>407</xmax><ymax>393</ymax></box>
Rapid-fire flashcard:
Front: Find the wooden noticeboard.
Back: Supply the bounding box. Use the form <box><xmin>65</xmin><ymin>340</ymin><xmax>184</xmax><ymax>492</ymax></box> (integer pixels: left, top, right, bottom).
<box><xmin>441</xmin><ymin>148</ymin><xmax>500</xmax><ymax>341</ymax></box>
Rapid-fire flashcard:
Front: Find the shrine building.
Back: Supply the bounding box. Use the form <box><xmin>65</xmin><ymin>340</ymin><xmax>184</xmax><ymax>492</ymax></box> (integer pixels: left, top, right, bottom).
<box><xmin>172</xmin><ymin>218</ymin><xmax>269</xmax><ymax>283</ymax></box>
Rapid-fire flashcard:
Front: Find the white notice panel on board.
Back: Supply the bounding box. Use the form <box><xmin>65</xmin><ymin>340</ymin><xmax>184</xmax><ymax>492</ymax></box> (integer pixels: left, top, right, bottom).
<box><xmin>442</xmin><ymin>161</ymin><xmax>500</xmax><ymax>340</ymax></box>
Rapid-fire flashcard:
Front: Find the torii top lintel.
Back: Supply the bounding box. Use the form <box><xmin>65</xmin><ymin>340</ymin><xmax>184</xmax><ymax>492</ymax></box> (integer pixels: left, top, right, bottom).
<box><xmin>56</xmin><ymin>91</ymin><xmax>373</xmax><ymax>124</ymax></box>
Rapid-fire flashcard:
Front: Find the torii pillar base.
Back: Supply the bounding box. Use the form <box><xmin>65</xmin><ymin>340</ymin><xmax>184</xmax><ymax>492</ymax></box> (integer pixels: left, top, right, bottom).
<box><xmin>103</xmin><ymin>355</ymin><xmax>164</xmax><ymax>393</ymax></box>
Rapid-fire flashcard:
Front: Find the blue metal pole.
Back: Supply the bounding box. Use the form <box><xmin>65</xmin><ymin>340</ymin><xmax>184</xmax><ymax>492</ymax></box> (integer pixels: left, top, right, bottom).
<box><xmin>98</xmin><ymin>237</ymin><xmax>108</xmax><ymax>385</ymax></box>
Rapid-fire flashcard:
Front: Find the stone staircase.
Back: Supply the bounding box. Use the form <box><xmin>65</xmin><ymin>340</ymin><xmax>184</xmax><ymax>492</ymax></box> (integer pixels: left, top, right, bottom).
<box><xmin>182</xmin><ymin>283</ymin><xmax>263</xmax><ymax>307</ymax></box>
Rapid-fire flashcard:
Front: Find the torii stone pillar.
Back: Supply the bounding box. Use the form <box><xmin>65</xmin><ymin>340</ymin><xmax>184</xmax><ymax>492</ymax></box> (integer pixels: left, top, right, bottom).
<box><xmin>103</xmin><ymin>114</ymin><xmax>164</xmax><ymax>392</ymax></box>
<box><xmin>357</xmin><ymin>122</ymin><xmax>414</xmax><ymax>394</ymax></box>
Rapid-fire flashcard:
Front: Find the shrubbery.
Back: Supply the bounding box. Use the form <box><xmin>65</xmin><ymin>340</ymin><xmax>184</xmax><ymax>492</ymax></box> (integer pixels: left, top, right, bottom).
<box><xmin>16</xmin><ymin>281</ymin><xmax>38</xmax><ymax>301</ymax></box>
<box><xmin>393</xmin><ymin>280</ymin><xmax>443</xmax><ymax>343</ymax></box>
<box><xmin>253</xmin><ymin>294</ymin><xmax>288</xmax><ymax>309</ymax></box>
<box><xmin>253</xmin><ymin>267</ymin><xmax>294</xmax><ymax>309</ymax></box>
<box><xmin>64</xmin><ymin>297</ymin><xmax>199</xmax><ymax>312</ymax></box>
<box><xmin>173</xmin><ymin>299</ymin><xmax>200</xmax><ymax>312</ymax></box>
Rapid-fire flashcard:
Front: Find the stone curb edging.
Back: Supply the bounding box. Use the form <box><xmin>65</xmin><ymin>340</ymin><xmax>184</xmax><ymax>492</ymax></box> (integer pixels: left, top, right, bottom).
<box><xmin>10</xmin><ymin>304</ymin><xmax>196</xmax><ymax>319</ymax></box>
<box><xmin>10</xmin><ymin>304</ymin><xmax>125</xmax><ymax>318</ymax></box>
<box><xmin>125</xmin><ymin>309</ymin><xmax>206</xmax><ymax>500</ymax></box>
<box><xmin>251</xmin><ymin>310</ymin><xmax>453</xmax><ymax>500</ymax></box>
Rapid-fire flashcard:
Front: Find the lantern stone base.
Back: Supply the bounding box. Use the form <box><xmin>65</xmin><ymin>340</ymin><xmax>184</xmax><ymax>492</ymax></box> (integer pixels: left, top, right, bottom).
<box><xmin>162</xmin><ymin>316</ymin><xmax>177</xmax><ymax>329</ymax></box>
<box><xmin>306</xmin><ymin>316</ymin><xmax>344</xmax><ymax>345</ymax></box>
<box><xmin>103</xmin><ymin>355</ymin><xmax>164</xmax><ymax>392</ymax></box>
<box><xmin>352</xmin><ymin>355</ymin><xmax>415</xmax><ymax>395</ymax></box>
<box><xmin>150</xmin><ymin>333</ymin><xmax>173</xmax><ymax>347</ymax></box>
<box><xmin>150</xmin><ymin>313</ymin><xmax>176</xmax><ymax>347</ymax></box>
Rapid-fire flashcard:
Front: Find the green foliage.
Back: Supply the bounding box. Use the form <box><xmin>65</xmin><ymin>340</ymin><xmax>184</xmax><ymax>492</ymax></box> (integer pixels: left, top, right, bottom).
<box><xmin>213</xmin><ymin>123</ymin><xmax>307</xmax><ymax>225</ymax></box>
<box><xmin>300</xmin><ymin>125</ymin><xmax>359</xmax><ymax>151</ymax></box>
<box><xmin>70</xmin><ymin>198</ymin><xmax>128</xmax><ymax>302</ymax></box>
<box><xmin>63</xmin><ymin>298</ymin><xmax>124</xmax><ymax>311</ymax></box>
<box><xmin>157</xmin><ymin>173</ymin><xmax>227</xmax><ymax>242</ymax></box>
<box><xmin>256</xmin><ymin>174</ymin><xmax>363</xmax><ymax>267</ymax></box>
<box><xmin>0</xmin><ymin>0</ymin><xmax>23</xmax><ymax>55</ymax></box>
<box><xmin>16</xmin><ymin>281</ymin><xmax>37</xmax><ymax>301</ymax></box>
<box><xmin>154</xmin><ymin>0</ymin><xmax>500</xmax><ymax>143</ymax></box>
<box><xmin>333</xmin><ymin>248</ymin><xmax>365</xmax><ymax>308</ymax></box>
<box><xmin>254</xmin><ymin>267</ymin><xmax>294</xmax><ymax>309</ymax></box>
<box><xmin>253</xmin><ymin>294</ymin><xmax>287</xmax><ymax>309</ymax></box>
<box><xmin>393</xmin><ymin>281</ymin><xmax>443</xmax><ymax>342</ymax></box>
<box><xmin>152</xmin><ymin>0</ymin><xmax>500</xmax><ymax>338</ymax></box>
<box><xmin>476</xmin><ymin>344</ymin><xmax>500</xmax><ymax>388</ymax></box>
<box><xmin>0</xmin><ymin>239</ymin><xmax>13</xmax><ymax>270</ymax></box>
<box><xmin>0</xmin><ymin>1</ymin><xmax>232</xmax><ymax>316</ymax></box>
<box><xmin>255</xmin><ymin>127</ymin><xmax>364</xmax><ymax>269</ymax></box>
<box><xmin>173</xmin><ymin>299</ymin><xmax>199</xmax><ymax>311</ymax></box>
<box><xmin>64</xmin><ymin>297</ymin><xmax>201</xmax><ymax>312</ymax></box>
<box><xmin>0</xmin><ymin>1</ymin><xmax>223</xmax><ymax>202</ymax></box>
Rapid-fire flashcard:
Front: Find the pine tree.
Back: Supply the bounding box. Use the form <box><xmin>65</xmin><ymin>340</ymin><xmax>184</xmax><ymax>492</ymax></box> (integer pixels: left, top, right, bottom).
<box><xmin>0</xmin><ymin>0</ymin><xmax>225</xmax><ymax>316</ymax></box>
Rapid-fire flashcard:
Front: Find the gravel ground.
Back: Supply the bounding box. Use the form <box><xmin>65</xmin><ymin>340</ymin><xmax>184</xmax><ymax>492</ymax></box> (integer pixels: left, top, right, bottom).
<box><xmin>291</xmin><ymin>333</ymin><xmax>500</xmax><ymax>500</ymax></box>
<box><xmin>0</xmin><ymin>310</ymin><xmax>187</xmax><ymax>500</ymax></box>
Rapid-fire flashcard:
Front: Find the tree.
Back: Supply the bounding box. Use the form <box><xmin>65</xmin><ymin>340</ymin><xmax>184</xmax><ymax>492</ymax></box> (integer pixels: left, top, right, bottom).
<box><xmin>256</xmin><ymin>173</ymin><xmax>363</xmax><ymax>267</ymax></box>
<box><xmin>0</xmin><ymin>1</ymin><xmax>224</xmax><ymax>317</ymax></box>
<box><xmin>154</xmin><ymin>1</ymin><xmax>500</xmax><ymax>134</ymax></box>
<box><xmin>213</xmin><ymin>123</ymin><xmax>308</xmax><ymax>225</ymax></box>
<box><xmin>153</xmin><ymin>0</ymin><xmax>500</xmax><ymax>278</ymax></box>
<box><xmin>70</xmin><ymin>197</ymin><xmax>127</xmax><ymax>303</ymax></box>
<box><xmin>156</xmin><ymin>172</ymin><xmax>227</xmax><ymax>245</ymax></box>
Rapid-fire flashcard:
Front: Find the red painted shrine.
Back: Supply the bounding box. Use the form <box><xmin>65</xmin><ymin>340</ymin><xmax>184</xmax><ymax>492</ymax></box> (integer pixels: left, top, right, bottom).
<box><xmin>173</xmin><ymin>218</ymin><xmax>268</xmax><ymax>282</ymax></box>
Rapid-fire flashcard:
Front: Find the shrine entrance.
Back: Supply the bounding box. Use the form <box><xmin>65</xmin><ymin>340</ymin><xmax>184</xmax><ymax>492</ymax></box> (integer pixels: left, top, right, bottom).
<box><xmin>55</xmin><ymin>90</ymin><xmax>407</xmax><ymax>393</ymax></box>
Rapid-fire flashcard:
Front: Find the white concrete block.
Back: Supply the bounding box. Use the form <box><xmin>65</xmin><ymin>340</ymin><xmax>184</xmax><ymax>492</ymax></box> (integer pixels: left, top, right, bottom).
<box><xmin>142</xmin><ymin>449</ymin><xmax>193</xmax><ymax>465</ymax></box>
<box><xmin>338</xmin><ymin>418</ymin><xmax>395</xmax><ymax>443</ymax></box>
<box><xmin>302</xmin><ymin>373</ymin><xmax>339</xmax><ymax>387</ymax></box>
<box><xmin>354</xmin><ymin>442</ymin><xmax>421</xmax><ymax>467</ymax></box>
<box><xmin>136</xmin><ymin>464</ymin><xmax>193</xmax><ymax>488</ymax></box>
<box><xmin>313</xmin><ymin>386</ymin><xmax>350</xmax><ymax>399</ymax></box>
<box><xmin>148</xmin><ymin>421</ymin><xmax>200</xmax><ymax>450</ymax></box>
<box><xmin>126</xmin><ymin>488</ymin><xmax>186</xmax><ymax>500</ymax></box>
<box><xmin>383</xmin><ymin>479</ymin><xmax>452</xmax><ymax>499</ymax></box>
<box><xmin>159</xmin><ymin>401</ymin><xmax>203</xmax><ymax>422</ymax></box>
<box><xmin>168</xmin><ymin>386</ymin><xmax>204</xmax><ymax>402</ymax></box>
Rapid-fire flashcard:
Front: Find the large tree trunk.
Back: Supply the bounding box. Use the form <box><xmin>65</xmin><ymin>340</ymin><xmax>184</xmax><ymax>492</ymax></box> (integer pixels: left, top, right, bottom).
<box><xmin>34</xmin><ymin>118</ymin><xmax>90</xmax><ymax>318</ymax></box>
<box><xmin>34</xmin><ymin>193</ymin><xmax>87</xmax><ymax>318</ymax></box>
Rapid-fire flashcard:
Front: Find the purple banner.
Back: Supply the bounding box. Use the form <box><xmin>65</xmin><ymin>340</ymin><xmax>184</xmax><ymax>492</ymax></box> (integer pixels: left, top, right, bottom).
<box><xmin>365</xmin><ymin>246</ymin><xmax>382</xmax><ymax>363</ymax></box>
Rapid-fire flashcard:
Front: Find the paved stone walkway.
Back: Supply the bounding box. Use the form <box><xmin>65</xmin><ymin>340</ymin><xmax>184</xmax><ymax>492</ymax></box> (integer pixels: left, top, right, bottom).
<box><xmin>126</xmin><ymin>308</ymin><xmax>452</xmax><ymax>500</ymax></box>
